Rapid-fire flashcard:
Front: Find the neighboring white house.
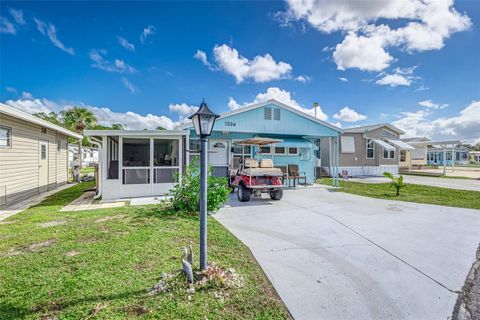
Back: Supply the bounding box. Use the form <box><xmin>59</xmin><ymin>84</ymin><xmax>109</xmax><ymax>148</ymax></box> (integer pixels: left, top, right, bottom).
<box><xmin>68</xmin><ymin>144</ymin><xmax>99</xmax><ymax>167</ymax></box>
<box><xmin>0</xmin><ymin>103</ymin><xmax>82</xmax><ymax>208</ymax></box>
<box><xmin>84</xmin><ymin>129</ymin><xmax>188</xmax><ymax>200</ymax></box>
<box><xmin>470</xmin><ymin>151</ymin><xmax>480</xmax><ymax>164</ymax></box>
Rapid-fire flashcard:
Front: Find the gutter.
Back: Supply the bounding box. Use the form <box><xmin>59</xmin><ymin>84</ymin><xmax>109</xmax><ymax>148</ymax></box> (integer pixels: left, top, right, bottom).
<box><xmin>87</xmin><ymin>136</ymin><xmax>103</xmax><ymax>199</ymax></box>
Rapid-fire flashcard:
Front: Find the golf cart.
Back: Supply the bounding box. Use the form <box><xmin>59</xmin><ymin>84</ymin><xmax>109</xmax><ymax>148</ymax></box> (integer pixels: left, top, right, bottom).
<box><xmin>230</xmin><ymin>138</ymin><xmax>284</xmax><ymax>202</ymax></box>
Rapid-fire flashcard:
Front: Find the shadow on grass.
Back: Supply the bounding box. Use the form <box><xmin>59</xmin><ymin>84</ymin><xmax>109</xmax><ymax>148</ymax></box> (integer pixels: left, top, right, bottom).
<box><xmin>0</xmin><ymin>288</ymin><xmax>148</xmax><ymax>319</ymax></box>
<box><xmin>131</xmin><ymin>206</ymin><xmax>199</xmax><ymax>222</ymax></box>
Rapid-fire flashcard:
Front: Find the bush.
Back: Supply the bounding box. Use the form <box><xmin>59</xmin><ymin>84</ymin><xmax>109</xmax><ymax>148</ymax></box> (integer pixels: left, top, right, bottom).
<box><xmin>169</xmin><ymin>162</ymin><xmax>230</xmax><ymax>213</ymax></box>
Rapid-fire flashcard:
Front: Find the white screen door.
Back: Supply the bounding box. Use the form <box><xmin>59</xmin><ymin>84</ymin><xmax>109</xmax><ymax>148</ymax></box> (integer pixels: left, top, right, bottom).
<box><xmin>209</xmin><ymin>140</ymin><xmax>228</xmax><ymax>166</ymax></box>
<box><xmin>39</xmin><ymin>141</ymin><xmax>48</xmax><ymax>193</ymax></box>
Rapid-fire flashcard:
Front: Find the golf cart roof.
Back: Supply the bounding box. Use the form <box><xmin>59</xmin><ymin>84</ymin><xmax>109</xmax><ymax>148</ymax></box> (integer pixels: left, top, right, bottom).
<box><xmin>234</xmin><ymin>137</ymin><xmax>283</xmax><ymax>146</ymax></box>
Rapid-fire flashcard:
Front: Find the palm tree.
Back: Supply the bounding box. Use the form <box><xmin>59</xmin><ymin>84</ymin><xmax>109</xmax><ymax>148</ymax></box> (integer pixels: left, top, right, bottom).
<box><xmin>383</xmin><ymin>172</ymin><xmax>406</xmax><ymax>196</ymax></box>
<box><xmin>61</xmin><ymin>107</ymin><xmax>96</xmax><ymax>168</ymax></box>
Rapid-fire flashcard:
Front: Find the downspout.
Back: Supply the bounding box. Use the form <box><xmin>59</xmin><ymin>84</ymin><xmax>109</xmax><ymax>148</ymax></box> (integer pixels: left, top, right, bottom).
<box><xmin>87</xmin><ymin>136</ymin><xmax>103</xmax><ymax>199</ymax></box>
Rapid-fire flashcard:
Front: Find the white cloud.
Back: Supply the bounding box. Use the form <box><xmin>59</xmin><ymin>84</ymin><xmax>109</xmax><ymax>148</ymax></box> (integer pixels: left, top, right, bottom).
<box><xmin>4</xmin><ymin>95</ymin><xmax>178</xmax><ymax>130</ymax></box>
<box><xmin>21</xmin><ymin>91</ymin><xmax>34</xmax><ymax>99</ymax></box>
<box><xmin>393</xmin><ymin>100</ymin><xmax>480</xmax><ymax>143</ymax></box>
<box><xmin>418</xmin><ymin>99</ymin><xmax>448</xmax><ymax>109</ymax></box>
<box><xmin>121</xmin><ymin>77</ymin><xmax>139</xmax><ymax>94</ymax></box>
<box><xmin>333</xmin><ymin>31</ymin><xmax>394</xmax><ymax>71</ymax></box>
<box><xmin>5</xmin><ymin>86</ymin><xmax>18</xmax><ymax>94</ymax></box>
<box><xmin>117</xmin><ymin>36</ymin><xmax>135</xmax><ymax>51</ymax></box>
<box><xmin>194</xmin><ymin>50</ymin><xmax>210</xmax><ymax>66</ymax></box>
<box><xmin>89</xmin><ymin>49</ymin><xmax>136</xmax><ymax>73</ymax></box>
<box><xmin>34</xmin><ymin>18</ymin><xmax>74</xmax><ymax>55</ymax></box>
<box><xmin>168</xmin><ymin>103</ymin><xmax>198</xmax><ymax>117</ymax></box>
<box><xmin>0</xmin><ymin>16</ymin><xmax>16</xmax><ymax>34</ymax></box>
<box><xmin>140</xmin><ymin>25</ymin><xmax>156</xmax><ymax>43</ymax></box>
<box><xmin>227</xmin><ymin>87</ymin><xmax>329</xmax><ymax>121</ymax></box>
<box><xmin>295</xmin><ymin>75</ymin><xmax>311</xmax><ymax>83</ymax></box>
<box><xmin>376</xmin><ymin>74</ymin><xmax>411</xmax><ymax>87</ymax></box>
<box><xmin>212</xmin><ymin>44</ymin><xmax>292</xmax><ymax>83</ymax></box>
<box><xmin>333</xmin><ymin>106</ymin><xmax>367</xmax><ymax>122</ymax></box>
<box><xmin>338</xmin><ymin>77</ymin><xmax>348</xmax><ymax>82</ymax></box>
<box><xmin>9</xmin><ymin>8</ymin><xmax>25</xmax><ymax>25</ymax></box>
<box><xmin>284</xmin><ymin>0</ymin><xmax>471</xmax><ymax>71</ymax></box>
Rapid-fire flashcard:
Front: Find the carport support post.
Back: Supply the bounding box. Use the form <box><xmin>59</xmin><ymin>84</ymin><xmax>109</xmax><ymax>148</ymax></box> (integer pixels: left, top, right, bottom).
<box><xmin>442</xmin><ymin>145</ymin><xmax>447</xmax><ymax>176</ymax></box>
<box><xmin>451</xmin><ymin>144</ymin><xmax>455</xmax><ymax>172</ymax></box>
<box><xmin>200</xmin><ymin>137</ymin><xmax>208</xmax><ymax>270</ymax></box>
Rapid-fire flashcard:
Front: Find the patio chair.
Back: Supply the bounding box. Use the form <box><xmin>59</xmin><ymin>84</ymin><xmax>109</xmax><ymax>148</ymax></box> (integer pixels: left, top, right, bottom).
<box><xmin>288</xmin><ymin>164</ymin><xmax>307</xmax><ymax>187</ymax></box>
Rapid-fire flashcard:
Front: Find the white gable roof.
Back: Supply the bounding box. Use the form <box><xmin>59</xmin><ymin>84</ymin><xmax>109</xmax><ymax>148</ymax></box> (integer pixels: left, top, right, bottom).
<box><xmin>0</xmin><ymin>103</ymin><xmax>82</xmax><ymax>139</ymax></box>
<box><xmin>177</xmin><ymin>99</ymin><xmax>343</xmax><ymax>133</ymax></box>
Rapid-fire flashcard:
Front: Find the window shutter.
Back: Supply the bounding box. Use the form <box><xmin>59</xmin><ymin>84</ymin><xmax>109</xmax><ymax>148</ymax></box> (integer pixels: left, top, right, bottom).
<box><xmin>273</xmin><ymin>108</ymin><xmax>281</xmax><ymax>120</ymax></box>
<box><xmin>264</xmin><ymin>107</ymin><xmax>272</xmax><ymax>120</ymax></box>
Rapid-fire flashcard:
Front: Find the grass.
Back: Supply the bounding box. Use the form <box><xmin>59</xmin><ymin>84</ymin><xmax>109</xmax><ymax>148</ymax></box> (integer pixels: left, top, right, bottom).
<box><xmin>317</xmin><ymin>178</ymin><xmax>480</xmax><ymax>210</ymax></box>
<box><xmin>79</xmin><ymin>166</ymin><xmax>95</xmax><ymax>174</ymax></box>
<box><xmin>402</xmin><ymin>173</ymin><xmax>475</xmax><ymax>180</ymax></box>
<box><xmin>0</xmin><ymin>182</ymin><xmax>289</xmax><ymax>320</ymax></box>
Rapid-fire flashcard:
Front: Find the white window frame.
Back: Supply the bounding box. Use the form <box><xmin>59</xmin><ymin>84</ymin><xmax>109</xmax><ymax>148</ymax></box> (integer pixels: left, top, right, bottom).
<box><xmin>274</xmin><ymin>146</ymin><xmax>286</xmax><ymax>155</ymax></box>
<box><xmin>259</xmin><ymin>146</ymin><xmax>271</xmax><ymax>154</ymax></box>
<box><xmin>383</xmin><ymin>149</ymin><xmax>395</xmax><ymax>159</ymax></box>
<box><xmin>0</xmin><ymin>126</ymin><xmax>12</xmax><ymax>148</ymax></box>
<box><xmin>366</xmin><ymin>139</ymin><xmax>375</xmax><ymax>159</ymax></box>
<box><xmin>287</xmin><ymin>147</ymin><xmax>298</xmax><ymax>155</ymax></box>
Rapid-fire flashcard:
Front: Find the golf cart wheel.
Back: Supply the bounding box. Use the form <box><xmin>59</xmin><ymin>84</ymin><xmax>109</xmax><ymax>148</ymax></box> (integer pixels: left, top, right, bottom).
<box><xmin>270</xmin><ymin>189</ymin><xmax>283</xmax><ymax>200</ymax></box>
<box><xmin>238</xmin><ymin>184</ymin><xmax>251</xmax><ymax>202</ymax></box>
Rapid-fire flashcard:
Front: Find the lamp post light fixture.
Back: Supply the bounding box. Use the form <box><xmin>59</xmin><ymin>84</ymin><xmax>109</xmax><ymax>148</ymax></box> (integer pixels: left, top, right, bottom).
<box><xmin>189</xmin><ymin>99</ymin><xmax>219</xmax><ymax>271</ymax></box>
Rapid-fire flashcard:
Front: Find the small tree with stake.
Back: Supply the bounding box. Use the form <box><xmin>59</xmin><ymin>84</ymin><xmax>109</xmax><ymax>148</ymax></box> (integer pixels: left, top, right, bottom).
<box><xmin>383</xmin><ymin>172</ymin><xmax>406</xmax><ymax>196</ymax></box>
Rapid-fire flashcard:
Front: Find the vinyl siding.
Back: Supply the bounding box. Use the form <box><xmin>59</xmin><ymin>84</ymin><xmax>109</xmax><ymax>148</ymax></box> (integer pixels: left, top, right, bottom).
<box><xmin>0</xmin><ymin>113</ymin><xmax>70</xmax><ymax>208</ymax></box>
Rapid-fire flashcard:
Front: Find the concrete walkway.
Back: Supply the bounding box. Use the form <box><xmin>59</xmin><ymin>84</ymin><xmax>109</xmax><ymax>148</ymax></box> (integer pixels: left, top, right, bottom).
<box><xmin>0</xmin><ymin>184</ymin><xmax>76</xmax><ymax>221</ymax></box>
<box><xmin>214</xmin><ymin>187</ymin><xmax>480</xmax><ymax>320</ymax></box>
<box><xmin>349</xmin><ymin>175</ymin><xmax>480</xmax><ymax>192</ymax></box>
<box><xmin>60</xmin><ymin>191</ymin><xmax>125</xmax><ymax>211</ymax></box>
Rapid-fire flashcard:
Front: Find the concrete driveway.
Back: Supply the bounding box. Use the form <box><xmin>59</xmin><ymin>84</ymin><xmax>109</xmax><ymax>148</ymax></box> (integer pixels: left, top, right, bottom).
<box><xmin>214</xmin><ymin>187</ymin><xmax>480</xmax><ymax>320</ymax></box>
<box><xmin>349</xmin><ymin>175</ymin><xmax>480</xmax><ymax>191</ymax></box>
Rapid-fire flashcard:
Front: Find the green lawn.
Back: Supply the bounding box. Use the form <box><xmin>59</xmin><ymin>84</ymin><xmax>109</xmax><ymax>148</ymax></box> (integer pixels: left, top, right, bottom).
<box><xmin>79</xmin><ymin>166</ymin><xmax>95</xmax><ymax>174</ymax></box>
<box><xmin>0</xmin><ymin>182</ymin><xmax>288</xmax><ymax>319</ymax></box>
<box><xmin>317</xmin><ymin>178</ymin><xmax>480</xmax><ymax>210</ymax></box>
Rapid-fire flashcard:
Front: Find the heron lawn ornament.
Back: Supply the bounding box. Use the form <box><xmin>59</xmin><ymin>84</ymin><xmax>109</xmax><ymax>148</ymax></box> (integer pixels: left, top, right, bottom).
<box><xmin>181</xmin><ymin>247</ymin><xmax>194</xmax><ymax>283</ymax></box>
<box><xmin>187</xmin><ymin>241</ymin><xmax>194</xmax><ymax>266</ymax></box>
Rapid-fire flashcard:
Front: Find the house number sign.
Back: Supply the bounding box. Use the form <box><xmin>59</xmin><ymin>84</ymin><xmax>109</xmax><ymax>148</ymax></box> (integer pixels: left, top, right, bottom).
<box><xmin>224</xmin><ymin>121</ymin><xmax>236</xmax><ymax>127</ymax></box>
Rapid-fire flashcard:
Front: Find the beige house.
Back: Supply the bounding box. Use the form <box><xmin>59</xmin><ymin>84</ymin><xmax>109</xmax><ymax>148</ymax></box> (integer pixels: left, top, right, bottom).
<box><xmin>323</xmin><ymin>123</ymin><xmax>414</xmax><ymax>176</ymax></box>
<box><xmin>0</xmin><ymin>103</ymin><xmax>82</xmax><ymax>208</ymax></box>
<box><xmin>399</xmin><ymin>137</ymin><xmax>430</xmax><ymax>169</ymax></box>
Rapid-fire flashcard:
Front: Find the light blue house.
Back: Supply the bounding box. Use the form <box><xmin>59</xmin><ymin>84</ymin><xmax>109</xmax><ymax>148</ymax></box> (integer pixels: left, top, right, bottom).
<box><xmin>427</xmin><ymin>146</ymin><xmax>470</xmax><ymax>166</ymax></box>
<box><xmin>180</xmin><ymin>99</ymin><xmax>342</xmax><ymax>185</ymax></box>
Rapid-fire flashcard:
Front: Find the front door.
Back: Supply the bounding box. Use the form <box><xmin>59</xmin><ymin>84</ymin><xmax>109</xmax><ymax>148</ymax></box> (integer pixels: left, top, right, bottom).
<box><xmin>209</xmin><ymin>140</ymin><xmax>229</xmax><ymax>177</ymax></box>
<box><xmin>39</xmin><ymin>141</ymin><xmax>48</xmax><ymax>193</ymax></box>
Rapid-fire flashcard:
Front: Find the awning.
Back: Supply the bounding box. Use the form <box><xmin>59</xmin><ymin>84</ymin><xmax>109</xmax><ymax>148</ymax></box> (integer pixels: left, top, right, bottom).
<box><xmin>276</xmin><ymin>138</ymin><xmax>316</xmax><ymax>149</ymax></box>
<box><xmin>388</xmin><ymin>140</ymin><xmax>415</xmax><ymax>150</ymax></box>
<box><xmin>373</xmin><ymin>139</ymin><xmax>396</xmax><ymax>151</ymax></box>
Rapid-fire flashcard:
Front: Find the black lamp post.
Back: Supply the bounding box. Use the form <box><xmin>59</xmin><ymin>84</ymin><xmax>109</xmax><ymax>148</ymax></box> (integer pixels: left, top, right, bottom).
<box><xmin>189</xmin><ymin>99</ymin><xmax>219</xmax><ymax>271</ymax></box>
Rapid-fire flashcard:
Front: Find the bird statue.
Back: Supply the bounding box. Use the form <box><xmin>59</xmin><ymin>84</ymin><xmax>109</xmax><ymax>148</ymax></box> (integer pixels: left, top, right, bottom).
<box><xmin>187</xmin><ymin>241</ymin><xmax>194</xmax><ymax>266</ymax></box>
<box><xmin>181</xmin><ymin>247</ymin><xmax>194</xmax><ymax>283</ymax></box>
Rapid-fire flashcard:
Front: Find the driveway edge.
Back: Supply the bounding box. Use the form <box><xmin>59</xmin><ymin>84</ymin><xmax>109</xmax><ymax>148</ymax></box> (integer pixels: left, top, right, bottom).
<box><xmin>452</xmin><ymin>244</ymin><xmax>480</xmax><ymax>320</ymax></box>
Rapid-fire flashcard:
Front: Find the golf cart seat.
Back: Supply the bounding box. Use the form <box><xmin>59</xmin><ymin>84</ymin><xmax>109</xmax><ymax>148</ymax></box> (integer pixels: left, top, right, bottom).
<box><xmin>240</xmin><ymin>158</ymin><xmax>283</xmax><ymax>176</ymax></box>
<box><xmin>260</xmin><ymin>159</ymin><xmax>274</xmax><ymax>168</ymax></box>
<box><xmin>244</xmin><ymin>158</ymin><xmax>259</xmax><ymax>168</ymax></box>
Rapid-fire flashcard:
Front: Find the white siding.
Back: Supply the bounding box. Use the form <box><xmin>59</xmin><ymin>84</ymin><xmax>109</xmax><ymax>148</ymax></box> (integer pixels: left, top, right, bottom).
<box><xmin>0</xmin><ymin>113</ymin><xmax>70</xmax><ymax>208</ymax></box>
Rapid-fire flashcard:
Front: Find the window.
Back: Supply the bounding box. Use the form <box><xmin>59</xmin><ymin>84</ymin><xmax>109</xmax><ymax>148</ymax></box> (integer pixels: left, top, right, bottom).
<box><xmin>213</xmin><ymin>142</ymin><xmax>226</xmax><ymax>148</ymax></box>
<box><xmin>366</xmin><ymin>139</ymin><xmax>374</xmax><ymax>159</ymax></box>
<box><xmin>340</xmin><ymin>136</ymin><xmax>355</xmax><ymax>153</ymax></box>
<box><xmin>259</xmin><ymin>146</ymin><xmax>271</xmax><ymax>154</ymax></box>
<box><xmin>400</xmin><ymin>150</ymin><xmax>406</xmax><ymax>162</ymax></box>
<box><xmin>232</xmin><ymin>144</ymin><xmax>252</xmax><ymax>155</ymax></box>
<box><xmin>383</xmin><ymin>149</ymin><xmax>395</xmax><ymax>159</ymax></box>
<box><xmin>154</xmin><ymin>139</ymin><xmax>179</xmax><ymax>166</ymax></box>
<box><xmin>41</xmin><ymin>127</ymin><xmax>47</xmax><ymax>134</ymax></box>
<box><xmin>188</xmin><ymin>139</ymin><xmax>200</xmax><ymax>165</ymax></box>
<box><xmin>382</xmin><ymin>129</ymin><xmax>397</xmax><ymax>138</ymax></box>
<box><xmin>274</xmin><ymin>147</ymin><xmax>286</xmax><ymax>154</ymax></box>
<box><xmin>273</xmin><ymin>108</ymin><xmax>281</xmax><ymax>120</ymax></box>
<box><xmin>288</xmin><ymin>147</ymin><xmax>298</xmax><ymax>155</ymax></box>
<box><xmin>41</xmin><ymin>144</ymin><xmax>47</xmax><ymax>160</ymax></box>
<box><xmin>57</xmin><ymin>140</ymin><xmax>61</xmax><ymax>151</ymax></box>
<box><xmin>122</xmin><ymin>138</ymin><xmax>150</xmax><ymax>167</ymax></box>
<box><xmin>0</xmin><ymin>126</ymin><xmax>11</xmax><ymax>148</ymax></box>
<box><xmin>264</xmin><ymin>107</ymin><xmax>272</xmax><ymax>120</ymax></box>
<box><xmin>107</xmin><ymin>136</ymin><xmax>119</xmax><ymax>179</ymax></box>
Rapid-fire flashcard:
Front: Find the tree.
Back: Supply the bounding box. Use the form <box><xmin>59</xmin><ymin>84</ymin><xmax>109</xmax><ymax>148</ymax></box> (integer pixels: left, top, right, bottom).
<box><xmin>33</xmin><ymin>112</ymin><xmax>63</xmax><ymax>126</ymax></box>
<box><xmin>61</xmin><ymin>107</ymin><xmax>97</xmax><ymax>168</ymax></box>
<box><xmin>383</xmin><ymin>172</ymin><xmax>406</xmax><ymax>196</ymax></box>
<box><xmin>156</xmin><ymin>126</ymin><xmax>166</xmax><ymax>130</ymax></box>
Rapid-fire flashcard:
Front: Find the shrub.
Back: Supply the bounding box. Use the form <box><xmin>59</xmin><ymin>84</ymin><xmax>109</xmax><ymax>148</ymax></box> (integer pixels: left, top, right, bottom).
<box><xmin>169</xmin><ymin>162</ymin><xmax>230</xmax><ymax>213</ymax></box>
<box><xmin>383</xmin><ymin>172</ymin><xmax>406</xmax><ymax>196</ymax></box>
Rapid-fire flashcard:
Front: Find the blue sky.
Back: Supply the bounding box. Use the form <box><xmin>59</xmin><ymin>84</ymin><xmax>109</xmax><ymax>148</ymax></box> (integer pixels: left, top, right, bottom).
<box><xmin>1</xmin><ymin>1</ymin><xmax>479</xmax><ymax>142</ymax></box>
